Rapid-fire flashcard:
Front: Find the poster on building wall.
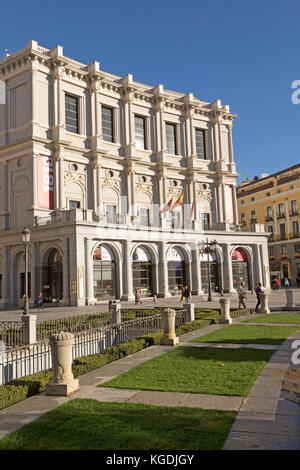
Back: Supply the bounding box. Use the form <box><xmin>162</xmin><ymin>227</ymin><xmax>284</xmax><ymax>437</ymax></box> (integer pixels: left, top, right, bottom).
<box><xmin>37</xmin><ymin>155</ymin><xmax>54</xmax><ymax>209</ymax></box>
<box><xmin>93</xmin><ymin>245</ymin><xmax>113</xmax><ymax>261</ymax></box>
<box><xmin>78</xmin><ymin>266</ymin><xmax>85</xmax><ymax>299</ymax></box>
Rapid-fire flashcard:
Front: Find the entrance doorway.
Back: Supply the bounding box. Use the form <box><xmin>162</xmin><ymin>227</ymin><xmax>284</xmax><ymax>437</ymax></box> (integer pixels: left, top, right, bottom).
<box><xmin>93</xmin><ymin>245</ymin><xmax>116</xmax><ymax>299</ymax></box>
<box><xmin>232</xmin><ymin>248</ymin><xmax>249</xmax><ymax>290</ymax></box>
<box><xmin>39</xmin><ymin>249</ymin><xmax>63</xmax><ymax>303</ymax></box>
<box><xmin>167</xmin><ymin>247</ymin><xmax>186</xmax><ymax>295</ymax></box>
<box><xmin>132</xmin><ymin>246</ymin><xmax>153</xmax><ymax>297</ymax></box>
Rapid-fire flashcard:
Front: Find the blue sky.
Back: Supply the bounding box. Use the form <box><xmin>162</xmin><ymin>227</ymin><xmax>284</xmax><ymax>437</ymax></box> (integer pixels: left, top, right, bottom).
<box><xmin>1</xmin><ymin>0</ymin><xmax>300</xmax><ymax>182</ymax></box>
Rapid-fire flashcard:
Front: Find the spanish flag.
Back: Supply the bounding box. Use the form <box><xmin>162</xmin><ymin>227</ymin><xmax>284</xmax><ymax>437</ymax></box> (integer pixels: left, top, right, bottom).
<box><xmin>172</xmin><ymin>191</ymin><xmax>184</xmax><ymax>209</ymax></box>
<box><xmin>160</xmin><ymin>198</ymin><xmax>173</xmax><ymax>213</ymax></box>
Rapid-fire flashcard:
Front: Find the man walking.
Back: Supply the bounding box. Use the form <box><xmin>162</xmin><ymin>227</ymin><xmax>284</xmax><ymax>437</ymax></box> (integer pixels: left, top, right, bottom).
<box><xmin>238</xmin><ymin>281</ymin><xmax>247</xmax><ymax>309</ymax></box>
<box><xmin>255</xmin><ymin>283</ymin><xmax>262</xmax><ymax>312</ymax></box>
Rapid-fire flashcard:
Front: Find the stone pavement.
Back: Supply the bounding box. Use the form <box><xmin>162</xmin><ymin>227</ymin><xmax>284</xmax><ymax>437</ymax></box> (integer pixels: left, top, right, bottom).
<box><xmin>0</xmin><ymin>288</ymin><xmax>299</xmax><ymax>322</ymax></box>
<box><xmin>0</xmin><ymin>316</ymin><xmax>300</xmax><ymax>449</ymax></box>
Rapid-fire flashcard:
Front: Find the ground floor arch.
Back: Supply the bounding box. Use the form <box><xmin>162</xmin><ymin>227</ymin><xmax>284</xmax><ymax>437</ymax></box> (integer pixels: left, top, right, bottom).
<box><xmin>40</xmin><ymin>248</ymin><xmax>63</xmax><ymax>303</ymax></box>
<box><xmin>93</xmin><ymin>244</ymin><xmax>116</xmax><ymax>299</ymax></box>
<box><xmin>232</xmin><ymin>247</ymin><xmax>250</xmax><ymax>290</ymax></box>
<box><xmin>167</xmin><ymin>247</ymin><xmax>187</xmax><ymax>295</ymax></box>
<box><xmin>200</xmin><ymin>251</ymin><xmax>219</xmax><ymax>293</ymax></box>
<box><xmin>132</xmin><ymin>246</ymin><xmax>154</xmax><ymax>297</ymax></box>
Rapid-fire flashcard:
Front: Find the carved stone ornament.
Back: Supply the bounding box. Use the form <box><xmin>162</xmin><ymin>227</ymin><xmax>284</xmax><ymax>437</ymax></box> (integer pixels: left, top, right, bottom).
<box><xmin>103</xmin><ymin>179</ymin><xmax>120</xmax><ymax>193</ymax></box>
<box><xmin>197</xmin><ymin>189</ymin><xmax>212</xmax><ymax>202</ymax></box>
<box><xmin>64</xmin><ymin>171</ymin><xmax>86</xmax><ymax>189</ymax></box>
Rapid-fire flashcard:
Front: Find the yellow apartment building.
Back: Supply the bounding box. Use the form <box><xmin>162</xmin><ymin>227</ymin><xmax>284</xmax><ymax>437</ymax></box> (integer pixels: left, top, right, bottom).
<box><xmin>237</xmin><ymin>164</ymin><xmax>300</xmax><ymax>287</ymax></box>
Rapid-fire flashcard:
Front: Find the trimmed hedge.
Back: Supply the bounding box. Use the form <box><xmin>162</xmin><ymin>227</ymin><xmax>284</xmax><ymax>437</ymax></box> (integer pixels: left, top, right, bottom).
<box><xmin>0</xmin><ymin>319</ymin><xmax>214</xmax><ymax>412</ymax></box>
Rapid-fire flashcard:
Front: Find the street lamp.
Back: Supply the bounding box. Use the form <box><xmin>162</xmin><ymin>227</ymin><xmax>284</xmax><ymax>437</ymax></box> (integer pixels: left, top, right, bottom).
<box><xmin>22</xmin><ymin>227</ymin><xmax>31</xmax><ymax>315</ymax></box>
<box><xmin>199</xmin><ymin>238</ymin><xmax>218</xmax><ymax>302</ymax></box>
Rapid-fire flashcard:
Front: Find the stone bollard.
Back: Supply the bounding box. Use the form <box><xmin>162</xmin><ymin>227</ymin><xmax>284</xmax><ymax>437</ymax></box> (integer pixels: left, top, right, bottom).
<box><xmin>219</xmin><ymin>298</ymin><xmax>232</xmax><ymax>324</ymax></box>
<box><xmin>260</xmin><ymin>292</ymin><xmax>270</xmax><ymax>314</ymax></box>
<box><xmin>21</xmin><ymin>314</ymin><xmax>37</xmax><ymax>345</ymax></box>
<box><xmin>153</xmin><ymin>294</ymin><xmax>157</xmax><ymax>303</ymax></box>
<box><xmin>160</xmin><ymin>308</ymin><xmax>179</xmax><ymax>346</ymax></box>
<box><xmin>111</xmin><ymin>302</ymin><xmax>121</xmax><ymax>324</ymax></box>
<box><xmin>285</xmin><ymin>289</ymin><xmax>295</xmax><ymax>309</ymax></box>
<box><xmin>46</xmin><ymin>332</ymin><xmax>79</xmax><ymax>396</ymax></box>
<box><xmin>183</xmin><ymin>303</ymin><xmax>195</xmax><ymax>323</ymax></box>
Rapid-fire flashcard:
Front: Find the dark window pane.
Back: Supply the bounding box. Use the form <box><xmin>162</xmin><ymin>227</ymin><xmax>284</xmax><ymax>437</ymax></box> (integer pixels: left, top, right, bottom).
<box><xmin>102</xmin><ymin>106</ymin><xmax>114</xmax><ymax>142</ymax></box>
<box><xmin>195</xmin><ymin>129</ymin><xmax>206</xmax><ymax>159</ymax></box>
<box><xmin>166</xmin><ymin>123</ymin><xmax>176</xmax><ymax>155</ymax></box>
<box><xmin>135</xmin><ymin>116</ymin><xmax>146</xmax><ymax>149</ymax></box>
<box><xmin>65</xmin><ymin>95</ymin><xmax>79</xmax><ymax>134</ymax></box>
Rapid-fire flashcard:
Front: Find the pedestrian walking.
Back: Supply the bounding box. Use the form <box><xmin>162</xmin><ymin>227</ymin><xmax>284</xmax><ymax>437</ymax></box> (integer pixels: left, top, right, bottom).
<box><xmin>283</xmin><ymin>277</ymin><xmax>290</xmax><ymax>289</ymax></box>
<box><xmin>274</xmin><ymin>278</ymin><xmax>280</xmax><ymax>290</ymax></box>
<box><xmin>134</xmin><ymin>287</ymin><xmax>142</xmax><ymax>305</ymax></box>
<box><xmin>255</xmin><ymin>283</ymin><xmax>262</xmax><ymax>312</ymax></box>
<box><xmin>180</xmin><ymin>285</ymin><xmax>186</xmax><ymax>303</ymax></box>
<box><xmin>184</xmin><ymin>285</ymin><xmax>191</xmax><ymax>304</ymax></box>
<box><xmin>238</xmin><ymin>281</ymin><xmax>247</xmax><ymax>309</ymax></box>
<box><xmin>37</xmin><ymin>292</ymin><xmax>44</xmax><ymax>310</ymax></box>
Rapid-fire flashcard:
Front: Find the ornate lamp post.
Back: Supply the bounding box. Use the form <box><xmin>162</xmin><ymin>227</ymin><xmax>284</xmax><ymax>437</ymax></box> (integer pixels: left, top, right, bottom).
<box><xmin>199</xmin><ymin>238</ymin><xmax>218</xmax><ymax>302</ymax></box>
<box><xmin>22</xmin><ymin>227</ymin><xmax>31</xmax><ymax>315</ymax></box>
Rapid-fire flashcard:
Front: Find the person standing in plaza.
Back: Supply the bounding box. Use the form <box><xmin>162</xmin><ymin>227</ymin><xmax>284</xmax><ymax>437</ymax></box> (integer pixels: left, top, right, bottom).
<box><xmin>180</xmin><ymin>285</ymin><xmax>186</xmax><ymax>303</ymax></box>
<box><xmin>255</xmin><ymin>283</ymin><xmax>262</xmax><ymax>312</ymax></box>
<box><xmin>283</xmin><ymin>277</ymin><xmax>290</xmax><ymax>288</ymax></box>
<box><xmin>238</xmin><ymin>281</ymin><xmax>247</xmax><ymax>309</ymax></box>
<box><xmin>184</xmin><ymin>285</ymin><xmax>191</xmax><ymax>304</ymax></box>
<box><xmin>134</xmin><ymin>287</ymin><xmax>142</xmax><ymax>305</ymax></box>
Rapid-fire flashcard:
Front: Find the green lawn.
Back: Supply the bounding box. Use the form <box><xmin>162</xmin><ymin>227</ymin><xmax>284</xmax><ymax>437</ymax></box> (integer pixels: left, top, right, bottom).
<box><xmin>242</xmin><ymin>314</ymin><xmax>300</xmax><ymax>324</ymax></box>
<box><xmin>99</xmin><ymin>346</ymin><xmax>274</xmax><ymax>396</ymax></box>
<box><xmin>192</xmin><ymin>324</ymin><xmax>299</xmax><ymax>345</ymax></box>
<box><xmin>0</xmin><ymin>399</ymin><xmax>236</xmax><ymax>450</ymax></box>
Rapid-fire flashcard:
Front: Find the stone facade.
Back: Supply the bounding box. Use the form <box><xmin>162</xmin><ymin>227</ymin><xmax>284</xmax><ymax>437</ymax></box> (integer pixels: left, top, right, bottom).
<box><xmin>0</xmin><ymin>40</ymin><xmax>270</xmax><ymax>308</ymax></box>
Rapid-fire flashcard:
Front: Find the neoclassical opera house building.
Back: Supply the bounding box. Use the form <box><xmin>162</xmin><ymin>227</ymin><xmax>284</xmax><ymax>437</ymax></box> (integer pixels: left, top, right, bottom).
<box><xmin>0</xmin><ymin>41</ymin><xmax>269</xmax><ymax>308</ymax></box>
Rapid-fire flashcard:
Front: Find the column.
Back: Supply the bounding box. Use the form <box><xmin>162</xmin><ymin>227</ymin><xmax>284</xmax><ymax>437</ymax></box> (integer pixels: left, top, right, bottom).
<box><xmin>253</xmin><ymin>244</ymin><xmax>263</xmax><ymax>285</ymax></box>
<box><xmin>217</xmin><ymin>184</ymin><xmax>224</xmax><ymax>223</ymax></box>
<box><xmin>123</xmin><ymin>240</ymin><xmax>134</xmax><ymax>300</ymax></box>
<box><xmin>32</xmin><ymin>153</ymin><xmax>38</xmax><ymax>208</ymax></box>
<box><xmin>131</xmin><ymin>172</ymin><xmax>137</xmax><ymax>217</ymax></box>
<box><xmin>232</xmin><ymin>186</ymin><xmax>238</xmax><ymax>223</ymax></box>
<box><xmin>157</xmin><ymin>242</ymin><xmax>171</xmax><ymax>298</ymax></box>
<box><xmin>62</xmin><ymin>238</ymin><xmax>70</xmax><ymax>304</ymax></box>
<box><xmin>85</xmin><ymin>237</ymin><xmax>97</xmax><ymax>305</ymax></box>
<box><xmin>191</xmin><ymin>245</ymin><xmax>203</xmax><ymax>295</ymax></box>
<box><xmin>1</xmin><ymin>246</ymin><xmax>10</xmax><ymax>308</ymax></box>
<box><xmin>222</xmin><ymin>184</ymin><xmax>227</xmax><ymax>222</ymax></box>
<box><xmin>223</xmin><ymin>244</ymin><xmax>234</xmax><ymax>293</ymax></box>
<box><xmin>59</xmin><ymin>156</ymin><xmax>65</xmax><ymax>209</ymax></box>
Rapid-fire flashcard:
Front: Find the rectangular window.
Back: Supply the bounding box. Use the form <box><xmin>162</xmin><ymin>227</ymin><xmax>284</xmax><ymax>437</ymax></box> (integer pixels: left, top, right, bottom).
<box><xmin>295</xmin><ymin>244</ymin><xmax>300</xmax><ymax>252</ymax></box>
<box><xmin>291</xmin><ymin>200</ymin><xmax>298</xmax><ymax>215</ymax></box>
<box><xmin>293</xmin><ymin>220</ymin><xmax>299</xmax><ymax>237</ymax></box>
<box><xmin>240</xmin><ymin>213</ymin><xmax>245</xmax><ymax>224</ymax></box>
<box><xmin>265</xmin><ymin>192</ymin><xmax>271</xmax><ymax>197</ymax></box>
<box><xmin>166</xmin><ymin>123</ymin><xmax>177</xmax><ymax>155</ymax></box>
<box><xmin>195</xmin><ymin>129</ymin><xmax>206</xmax><ymax>159</ymax></box>
<box><xmin>266</xmin><ymin>206</ymin><xmax>272</xmax><ymax>219</ymax></box>
<box><xmin>201</xmin><ymin>213</ymin><xmax>210</xmax><ymax>229</ymax></box>
<box><xmin>65</xmin><ymin>94</ymin><xmax>79</xmax><ymax>134</ymax></box>
<box><xmin>279</xmin><ymin>223</ymin><xmax>286</xmax><ymax>239</ymax></box>
<box><xmin>171</xmin><ymin>211</ymin><xmax>180</xmax><ymax>228</ymax></box>
<box><xmin>135</xmin><ymin>115</ymin><xmax>146</xmax><ymax>150</ymax></box>
<box><xmin>69</xmin><ymin>200</ymin><xmax>80</xmax><ymax>209</ymax></box>
<box><xmin>106</xmin><ymin>204</ymin><xmax>117</xmax><ymax>224</ymax></box>
<box><xmin>281</xmin><ymin>245</ymin><xmax>287</xmax><ymax>255</ymax></box>
<box><xmin>278</xmin><ymin>203</ymin><xmax>285</xmax><ymax>218</ymax></box>
<box><xmin>269</xmin><ymin>246</ymin><xmax>274</xmax><ymax>256</ymax></box>
<box><xmin>250</xmin><ymin>210</ymin><xmax>256</xmax><ymax>223</ymax></box>
<box><xmin>139</xmin><ymin>207</ymin><xmax>150</xmax><ymax>226</ymax></box>
<box><xmin>102</xmin><ymin>106</ymin><xmax>114</xmax><ymax>142</ymax></box>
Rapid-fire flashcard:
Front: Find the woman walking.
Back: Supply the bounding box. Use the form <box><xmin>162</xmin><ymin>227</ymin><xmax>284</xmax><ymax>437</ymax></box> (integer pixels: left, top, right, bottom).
<box><xmin>255</xmin><ymin>283</ymin><xmax>262</xmax><ymax>312</ymax></box>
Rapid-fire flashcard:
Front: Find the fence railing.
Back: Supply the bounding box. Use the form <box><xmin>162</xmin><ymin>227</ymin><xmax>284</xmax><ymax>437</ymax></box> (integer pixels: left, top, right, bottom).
<box><xmin>0</xmin><ymin>312</ymin><xmax>174</xmax><ymax>385</ymax></box>
<box><xmin>0</xmin><ymin>322</ymin><xmax>24</xmax><ymax>349</ymax></box>
<box><xmin>230</xmin><ymin>308</ymin><xmax>255</xmax><ymax>319</ymax></box>
<box><xmin>36</xmin><ymin>312</ymin><xmax>112</xmax><ymax>341</ymax></box>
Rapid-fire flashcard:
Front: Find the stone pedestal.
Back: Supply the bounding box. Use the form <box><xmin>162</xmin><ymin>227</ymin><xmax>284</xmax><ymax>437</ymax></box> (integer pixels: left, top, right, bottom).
<box><xmin>21</xmin><ymin>315</ymin><xmax>37</xmax><ymax>345</ymax></box>
<box><xmin>160</xmin><ymin>308</ymin><xmax>179</xmax><ymax>346</ymax></box>
<box><xmin>260</xmin><ymin>292</ymin><xmax>270</xmax><ymax>314</ymax></box>
<box><xmin>183</xmin><ymin>303</ymin><xmax>195</xmax><ymax>323</ymax></box>
<box><xmin>111</xmin><ymin>302</ymin><xmax>121</xmax><ymax>324</ymax></box>
<box><xmin>46</xmin><ymin>332</ymin><xmax>79</xmax><ymax>396</ymax></box>
<box><xmin>219</xmin><ymin>298</ymin><xmax>232</xmax><ymax>324</ymax></box>
<box><xmin>285</xmin><ymin>289</ymin><xmax>295</xmax><ymax>309</ymax></box>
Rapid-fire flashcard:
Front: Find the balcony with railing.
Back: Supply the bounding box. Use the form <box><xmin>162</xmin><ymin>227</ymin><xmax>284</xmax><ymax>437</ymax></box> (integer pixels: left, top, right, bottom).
<box><xmin>277</xmin><ymin>212</ymin><xmax>286</xmax><ymax>219</ymax></box>
<box><xmin>265</xmin><ymin>215</ymin><xmax>273</xmax><ymax>222</ymax></box>
<box><xmin>290</xmin><ymin>209</ymin><xmax>299</xmax><ymax>217</ymax></box>
<box><xmin>30</xmin><ymin>209</ymin><xmax>267</xmax><ymax>235</ymax></box>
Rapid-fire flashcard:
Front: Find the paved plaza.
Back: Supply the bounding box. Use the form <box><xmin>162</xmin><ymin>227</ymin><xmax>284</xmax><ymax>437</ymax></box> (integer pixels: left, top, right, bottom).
<box><xmin>0</xmin><ymin>288</ymin><xmax>299</xmax><ymax>322</ymax></box>
<box><xmin>0</xmin><ymin>313</ymin><xmax>300</xmax><ymax>450</ymax></box>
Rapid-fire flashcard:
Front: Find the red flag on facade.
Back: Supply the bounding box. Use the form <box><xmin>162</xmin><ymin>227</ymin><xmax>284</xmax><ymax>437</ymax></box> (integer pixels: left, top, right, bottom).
<box><xmin>189</xmin><ymin>201</ymin><xmax>195</xmax><ymax>220</ymax></box>
<box><xmin>160</xmin><ymin>198</ymin><xmax>173</xmax><ymax>213</ymax></box>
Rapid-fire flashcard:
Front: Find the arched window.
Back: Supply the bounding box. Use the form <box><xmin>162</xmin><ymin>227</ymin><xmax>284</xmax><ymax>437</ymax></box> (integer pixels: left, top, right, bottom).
<box><xmin>93</xmin><ymin>245</ymin><xmax>116</xmax><ymax>299</ymax></box>
<box><xmin>167</xmin><ymin>247</ymin><xmax>186</xmax><ymax>295</ymax></box>
<box><xmin>232</xmin><ymin>248</ymin><xmax>249</xmax><ymax>290</ymax></box>
<box><xmin>132</xmin><ymin>246</ymin><xmax>153</xmax><ymax>297</ymax></box>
